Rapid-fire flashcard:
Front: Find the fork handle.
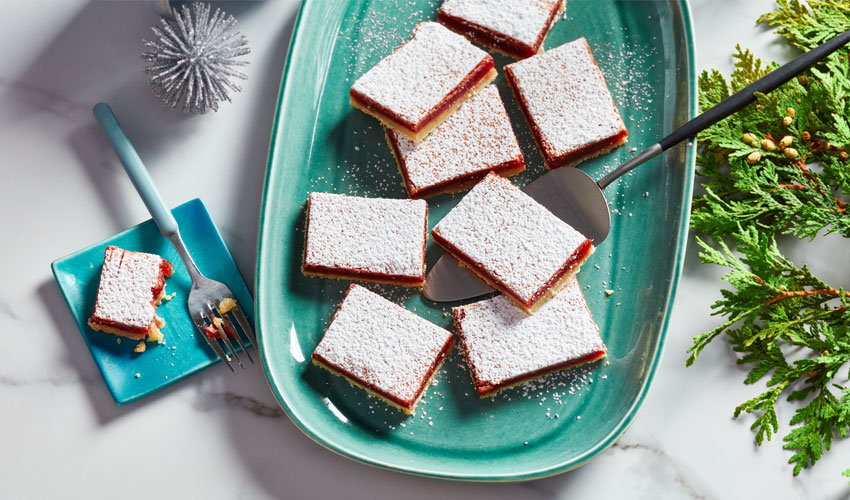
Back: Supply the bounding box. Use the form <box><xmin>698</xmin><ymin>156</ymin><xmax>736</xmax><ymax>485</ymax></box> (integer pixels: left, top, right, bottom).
<box><xmin>93</xmin><ymin>102</ymin><xmax>179</xmax><ymax>237</ymax></box>
<box><xmin>93</xmin><ymin>103</ymin><xmax>205</xmax><ymax>281</ymax></box>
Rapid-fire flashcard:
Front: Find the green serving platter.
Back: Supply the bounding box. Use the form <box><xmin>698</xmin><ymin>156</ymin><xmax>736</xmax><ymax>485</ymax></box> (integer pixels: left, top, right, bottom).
<box><xmin>256</xmin><ymin>0</ymin><xmax>696</xmax><ymax>481</ymax></box>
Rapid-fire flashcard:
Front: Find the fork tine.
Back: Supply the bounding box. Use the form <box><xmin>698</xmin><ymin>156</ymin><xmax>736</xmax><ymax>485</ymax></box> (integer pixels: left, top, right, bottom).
<box><xmin>214</xmin><ymin>323</ymin><xmax>244</xmax><ymax>369</ymax></box>
<box><xmin>231</xmin><ymin>306</ymin><xmax>256</xmax><ymax>345</ymax></box>
<box><xmin>206</xmin><ymin>307</ymin><xmax>243</xmax><ymax>369</ymax></box>
<box><xmin>221</xmin><ymin>313</ymin><xmax>254</xmax><ymax>363</ymax></box>
<box><xmin>194</xmin><ymin>318</ymin><xmax>234</xmax><ymax>372</ymax></box>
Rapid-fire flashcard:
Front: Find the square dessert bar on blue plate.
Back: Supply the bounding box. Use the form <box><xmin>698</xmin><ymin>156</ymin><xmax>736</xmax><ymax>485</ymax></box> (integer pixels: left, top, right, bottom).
<box><xmin>51</xmin><ymin>198</ymin><xmax>254</xmax><ymax>404</ymax></box>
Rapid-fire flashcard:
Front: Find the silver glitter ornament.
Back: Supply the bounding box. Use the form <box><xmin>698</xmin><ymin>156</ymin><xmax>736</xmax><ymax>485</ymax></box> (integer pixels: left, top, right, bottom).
<box><xmin>142</xmin><ymin>2</ymin><xmax>250</xmax><ymax>114</ymax></box>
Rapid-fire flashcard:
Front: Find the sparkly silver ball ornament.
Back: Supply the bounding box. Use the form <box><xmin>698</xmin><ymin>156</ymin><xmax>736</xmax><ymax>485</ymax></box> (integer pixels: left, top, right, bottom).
<box><xmin>142</xmin><ymin>2</ymin><xmax>250</xmax><ymax>114</ymax></box>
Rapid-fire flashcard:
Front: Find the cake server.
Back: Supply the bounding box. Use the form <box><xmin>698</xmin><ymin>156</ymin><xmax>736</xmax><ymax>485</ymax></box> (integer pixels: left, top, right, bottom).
<box><xmin>423</xmin><ymin>26</ymin><xmax>850</xmax><ymax>303</ymax></box>
<box><xmin>93</xmin><ymin>102</ymin><xmax>256</xmax><ymax>370</ymax></box>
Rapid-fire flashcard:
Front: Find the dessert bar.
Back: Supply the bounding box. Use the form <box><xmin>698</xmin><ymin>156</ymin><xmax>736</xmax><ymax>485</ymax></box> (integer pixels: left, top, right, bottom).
<box><xmin>438</xmin><ymin>0</ymin><xmax>565</xmax><ymax>60</ymax></box>
<box><xmin>302</xmin><ymin>192</ymin><xmax>428</xmax><ymax>287</ymax></box>
<box><xmin>505</xmin><ymin>38</ymin><xmax>627</xmax><ymax>169</ymax></box>
<box><xmin>385</xmin><ymin>85</ymin><xmax>525</xmax><ymax>199</ymax></box>
<box><xmin>431</xmin><ymin>172</ymin><xmax>593</xmax><ymax>313</ymax></box>
<box><xmin>350</xmin><ymin>22</ymin><xmax>497</xmax><ymax>142</ymax></box>
<box><xmin>453</xmin><ymin>277</ymin><xmax>606</xmax><ymax>397</ymax></box>
<box><xmin>312</xmin><ymin>285</ymin><xmax>455</xmax><ymax>414</ymax></box>
<box><xmin>88</xmin><ymin>246</ymin><xmax>174</xmax><ymax>343</ymax></box>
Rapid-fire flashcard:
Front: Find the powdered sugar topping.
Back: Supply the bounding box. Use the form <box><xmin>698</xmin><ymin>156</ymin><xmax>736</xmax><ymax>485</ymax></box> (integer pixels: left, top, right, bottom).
<box><xmin>91</xmin><ymin>247</ymin><xmax>167</xmax><ymax>329</ymax></box>
<box><xmin>507</xmin><ymin>38</ymin><xmax>626</xmax><ymax>158</ymax></box>
<box><xmin>432</xmin><ymin>173</ymin><xmax>588</xmax><ymax>302</ymax></box>
<box><xmin>350</xmin><ymin>22</ymin><xmax>491</xmax><ymax>126</ymax></box>
<box><xmin>313</xmin><ymin>285</ymin><xmax>453</xmax><ymax>403</ymax></box>
<box><xmin>389</xmin><ymin>86</ymin><xmax>523</xmax><ymax>194</ymax></box>
<box><xmin>305</xmin><ymin>193</ymin><xmax>427</xmax><ymax>278</ymax></box>
<box><xmin>440</xmin><ymin>0</ymin><xmax>561</xmax><ymax>49</ymax></box>
<box><xmin>454</xmin><ymin>277</ymin><xmax>605</xmax><ymax>389</ymax></box>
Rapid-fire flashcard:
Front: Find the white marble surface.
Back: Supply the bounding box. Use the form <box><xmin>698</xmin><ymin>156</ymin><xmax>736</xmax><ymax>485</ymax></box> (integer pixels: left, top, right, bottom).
<box><xmin>2</xmin><ymin>1</ymin><xmax>848</xmax><ymax>498</ymax></box>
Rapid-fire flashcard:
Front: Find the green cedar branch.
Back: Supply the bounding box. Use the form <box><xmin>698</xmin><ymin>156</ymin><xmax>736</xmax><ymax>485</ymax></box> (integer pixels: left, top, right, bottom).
<box><xmin>689</xmin><ymin>0</ymin><xmax>850</xmax><ymax>480</ymax></box>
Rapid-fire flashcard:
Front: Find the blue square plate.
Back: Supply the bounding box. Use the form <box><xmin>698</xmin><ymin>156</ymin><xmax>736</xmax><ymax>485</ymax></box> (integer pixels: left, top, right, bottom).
<box><xmin>51</xmin><ymin>198</ymin><xmax>254</xmax><ymax>404</ymax></box>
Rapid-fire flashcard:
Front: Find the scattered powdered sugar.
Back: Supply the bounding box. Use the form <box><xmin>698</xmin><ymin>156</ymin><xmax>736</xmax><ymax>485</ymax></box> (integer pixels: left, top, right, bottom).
<box><xmin>389</xmin><ymin>85</ymin><xmax>523</xmax><ymax>194</ymax></box>
<box><xmin>454</xmin><ymin>277</ymin><xmax>605</xmax><ymax>391</ymax></box>
<box><xmin>305</xmin><ymin>192</ymin><xmax>427</xmax><ymax>278</ymax></box>
<box><xmin>339</xmin><ymin>1</ymin><xmax>442</xmax><ymax>83</ymax></box>
<box><xmin>431</xmin><ymin>173</ymin><xmax>588</xmax><ymax>302</ymax></box>
<box><xmin>350</xmin><ymin>22</ymin><xmax>491</xmax><ymax>125</ymax></box>
<box><xmin>439</xmin><ymin>0</ymin><xmax>561</xmax><ymax>49</ymax></box>
<box><xmin>313</xmin><ymin>285</ymin><xmax>453</xmax><ymax>403</ymax></box>
<box><xmin>305</xmin><ymin>0</ymin><xmax>666</xmax><ymax>432</ymax></box>
<box><xmin>90</xmin><ymin>246</ymin><xmax>168</xmax><ymax>329</ymax></box>
<box><xmin>506</xmin><ymin>37</ymin><xmax>626</xmax><ymax>158</ymax></box>
<box><xmin>506</xmin><ymin>362</ymin><xmax>596</xmax><ymax>404</ymax></box>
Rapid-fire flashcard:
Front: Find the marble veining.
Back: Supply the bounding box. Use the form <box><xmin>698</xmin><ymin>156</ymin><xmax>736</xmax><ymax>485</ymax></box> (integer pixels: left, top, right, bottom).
<box><xmin>609</xmin><ymin>441</ymin><xmax>708</xmax><ymax>500</ymax></box>
<box><xmin>0</xmin><ymin>373</ymin><xmax>99</xmax><ymax>387</ymax></box>
<box><xmin>0</xmin><ymin>77</ymin><xmax>90</xmax><ymax>122</ymax></box>
<box><xmin>196</xmin><ymin>390</ymin><xmax>286</xmax><ymax>418</ymax></box>
<box><xmin>0</xmin><ymin>299</ymin><xmax>22</xmax><ymax>321</ymax></box>
<box><xmin>517</xmin><ymin>479</ymin><xmax>565</xmax><ymax>499</ymax></box>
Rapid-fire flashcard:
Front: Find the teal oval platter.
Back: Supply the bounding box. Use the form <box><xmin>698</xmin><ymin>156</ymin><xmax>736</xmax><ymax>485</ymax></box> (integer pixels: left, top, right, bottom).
<box><xmin>256</xmin><ymin>0</ymin><xmax>697</xmax><ymax>481</ymax></box>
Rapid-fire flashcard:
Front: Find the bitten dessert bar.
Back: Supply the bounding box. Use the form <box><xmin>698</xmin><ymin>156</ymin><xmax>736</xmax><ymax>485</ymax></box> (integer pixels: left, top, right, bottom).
<box><xmin>88</xmin><ymin>246</ymin><xmax>174</xmax><ymax>342</ymax></box>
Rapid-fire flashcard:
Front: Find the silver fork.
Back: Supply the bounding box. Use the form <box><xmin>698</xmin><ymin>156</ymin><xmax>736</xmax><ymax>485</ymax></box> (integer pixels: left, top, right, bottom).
<box><xmin>93</xmin><ymin>102</ymin><xmax>255</xmax><ymax>371</ymax></box>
